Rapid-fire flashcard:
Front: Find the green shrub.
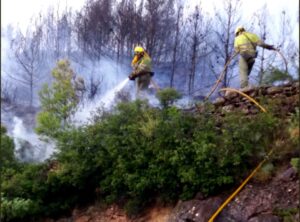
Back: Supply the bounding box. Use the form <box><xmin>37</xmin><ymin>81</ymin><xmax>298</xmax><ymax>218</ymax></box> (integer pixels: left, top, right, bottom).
<box><xmin>1</xmin><ymin>99</ymin><xmax>280</xmax><ymax>219</ymax></box>
<box><xmin>290</xmin><ymin>158</ymin><xmax>299</xmax><ymax>172</ymax></box>
<box><xmin>156</xmin><ymin>88</ymin><xmax>182</xmax><ymax>108</ymax></box>
<box><xmin>262</xmin><ymin>67</ymin><xmax>294</xmax><ymax>85</ymax></box>
<box><xmin>288</xmin><ymin>108</ymin><xmax>299</xmax><ymax>145</ymax></box>
<box><xmin>36</xmin><ymin>59</ymin><xmax>79</xmax><ymax>139</ymax></box>
<box><xmin>1</xmin><ymin>195</ymin><xmax>39</xmax><ymax>221</ymax></box>
<box><xmin>0</xmin><ymin>125</ymin><xmax>15</xmax><ymax>168</ymax></box>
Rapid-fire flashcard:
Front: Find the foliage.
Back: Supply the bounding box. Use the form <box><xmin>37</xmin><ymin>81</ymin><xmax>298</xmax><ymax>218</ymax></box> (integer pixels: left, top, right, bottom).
<box><xmin>262</xmin><ymin>67</ymin><xmax>294</xmax><ymax>85</ymax></box>
<box><xmin>1</xmin><ymin>195</ymin><xmax>39</xmax><ymax>221</ymax></box>
<box><xmin>0</xmin><ymin>125</ymin><xmax>15</xmax><ymax>168</ymax></box>
<box><xmin>290</xmin><ymin>158</ymin><xmax>299</xmax><ymax>172</ymax></box>
<box><xmin>254</xmin><ymin>163</ymin><xmax>274</xmax><ymax>182</ymax></box>
<box><xmin>1</xmin><ymin>100</ymin><xmax>280</xmax><ymax>220</ymax></box>
<box><xmin>36</xmin><ymin>60</ymin><xmax>79</xmax><ymax>138</ymax></box>
<box><xmin>273</xmin><ymin>207</ymin><xmax>299</xmax><ymax>222</ymax></box>
<box><xmin>288</xmin><ymin>107</ymin><xmax>299</xmax><ymax>145</ymax></box>
<box><xmin>156</xmin><ymin>88</ymin><xmax>182</xmax><ymax>108</ymax></box>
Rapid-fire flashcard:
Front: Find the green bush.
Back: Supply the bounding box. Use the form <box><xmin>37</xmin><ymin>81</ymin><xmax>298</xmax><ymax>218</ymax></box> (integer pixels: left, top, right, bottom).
<box><xmin>0</xmin><ymin>125</ymin><xmax>15</xmax><ymax>168</ymax></box>
<box><xmin>36</xmin><ymin>59</ymin><xmax>79</xmax><ymax>139</ymax></box>
<box><xmin>262</xmin><ymin>67</ymin><xmax>294</xmax><ymax>85</ymax></box>
<box><xmin>1</xmin><ymin>100</ymin><xmax>280</xmax><ymax>220</ymax></box>
<box><xmin>156</xmin><ymin>87</ymin><xmax>182</xmax><ymax>108</ymax></box>
<box><xmin>1</xmin><ymin>195</ymin><xmax>39</xmax><ymax>221</ymax></box>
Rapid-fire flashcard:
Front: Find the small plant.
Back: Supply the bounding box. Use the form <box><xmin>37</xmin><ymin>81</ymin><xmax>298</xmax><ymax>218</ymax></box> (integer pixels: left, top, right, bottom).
<box><xmin>0</xmin><ymin>125</ymin><xmax>15</xmax><ymax>168</ymax></box>
<box><xmin>254</xmin><ymin>163</ymin><xmax>274</xmax><ymax>182</ymax></box>
<box><xmin>36</xmin><ymin>59</ymin><xmax>79</xmax><ymax>139</ymax></box>
<box><xmin>290</xmin><ymin>158</ymin><xmax>299</xmax><ymax>172</ymax></box>
<box><xmin>273</xmin><ymin>207</ymin><xmax>299</xmax><ymax>222</ymax></box>
<box><xmin>1</xmin><ymin>195</ymin><xmax>39</xmax><ymax>221</ymax></box>
<box><xmin>262</xmin><ymin>67</ymin><xmax>293</xmax><ymax>85</ymax></box>
<box><xmin>156</xmin><ymin>88</ymin><xmax>182</xmax><ymax>108</ymax></box>
<box><xmin>288</xmin><ymin>108</ymin><xmax>299</xmax><ymax>145</ymax></box>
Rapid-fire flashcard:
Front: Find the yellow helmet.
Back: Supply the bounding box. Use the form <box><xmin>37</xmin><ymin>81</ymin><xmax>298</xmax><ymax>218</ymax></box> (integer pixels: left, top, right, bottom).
<box><xmin>235</xmin><ymin>26</ymin><xmax>245</xmax><ymax>36</ymax></box>
<box><xmin>134</xmin><ymin>45</ymin><xmax>144</xmax><ymax>53</ymax></box>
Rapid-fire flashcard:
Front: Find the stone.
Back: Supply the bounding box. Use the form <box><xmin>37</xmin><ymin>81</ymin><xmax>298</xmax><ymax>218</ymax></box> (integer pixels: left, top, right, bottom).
<box><xmin>267</xmin><ymin>87</ymin><xmax>283</xmax><ymax>95</ymax></box>
<box><xmin>74</xmin><ymin>216</ymin><xmax>90</xmax><ymax>222</ymax></box>
<box><xmin>213</xmin><ymin>97</ymin><xmax>226</xmax><ymax>106</ymax></box>
<box><xmin>277</xmin><ymin>167</ymin><xmax>297</xmax><ymax>182</ymax></box>
<box><xmin>240</xmin><ymin>86</ymin><xmax>256</xmax><ymax>93</ymax></box>
<box><xmin>248</xmin><ymin>214</ymin><xmax>280</xmax><ymax>222</ymax></box>
<box><xmin>224</xmin><ymin>90</ymin><xmax>237</xmax><ymax>99</ymax></box>
<box><xmin>168</xmin><ymin>197</ymin><xmax>232</xmax><ymax>222</ymax></box>
<box><xmin>222</xmin><ymin>105</ymin><xmax>234</xmax><ymax>113</ymax></box>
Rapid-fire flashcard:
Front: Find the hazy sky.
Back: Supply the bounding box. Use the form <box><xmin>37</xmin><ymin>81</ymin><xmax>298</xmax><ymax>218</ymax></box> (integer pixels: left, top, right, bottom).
<box><xmin>1</xmin><ymin>0</ymin><xmax>299</xmax><ymax>41</ymax></box>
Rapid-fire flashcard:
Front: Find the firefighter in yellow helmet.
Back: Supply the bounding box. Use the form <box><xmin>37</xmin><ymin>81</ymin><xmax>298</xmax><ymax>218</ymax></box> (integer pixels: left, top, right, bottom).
<box><xmin>234</xmin><ymin>26</ymin><xmax>276</xmax><ymax>88</ymax></box>
<box><xmin>128</xmin><ymin>46</ymin><xmax>154</xmax><ymax>97</ymax></box>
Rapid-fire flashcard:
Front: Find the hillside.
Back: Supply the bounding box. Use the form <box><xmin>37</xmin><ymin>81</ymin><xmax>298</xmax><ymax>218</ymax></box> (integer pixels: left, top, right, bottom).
<box><xmin>45</xmin><ymin>82</ymin><xmax>299</xmax><ymax>222</ymax></box>
<box><xmin>1</xmin><ymin>82</ymin><xmax>299</xmax><ymax>222</ymax></box>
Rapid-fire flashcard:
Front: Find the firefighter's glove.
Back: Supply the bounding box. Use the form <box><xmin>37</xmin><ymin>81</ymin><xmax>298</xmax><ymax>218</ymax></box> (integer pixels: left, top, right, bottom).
<box><xmin>128</xmin><ymin>73</ymin><xmax>136</xmax><ymax>81</ymax></box>
<box><xmin>265</xmin><ymin>45</ymin><xmax>275</xmax><ymax>50</ymax></box>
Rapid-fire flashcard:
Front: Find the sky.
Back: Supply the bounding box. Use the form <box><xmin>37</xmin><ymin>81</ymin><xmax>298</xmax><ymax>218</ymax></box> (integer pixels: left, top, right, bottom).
<box><xmin>1</xmin><ymin>0</ymin><xmax>86</xmax><ymax>32</ymax></box>
<box><xmin>1</xmin><ymin>0</ymin><xmax>299</xmax><ymax>49</ymax></box>
<box><xmin>1</xmin><ymin>0</ymin><xmax>299</xmax><ymax>30</ymax></box>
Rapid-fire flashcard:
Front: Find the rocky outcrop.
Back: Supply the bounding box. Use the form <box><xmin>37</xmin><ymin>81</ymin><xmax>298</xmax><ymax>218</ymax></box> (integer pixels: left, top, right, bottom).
<box><xmin>189</xmin><ymin>81</ymin><xmax>299</xmax><ymax>117</ymax></box>
<box><xmin>211</xmin><ymin>82</ymin><xmax>299</xmax><ymax>116</ymax></box>
<box><xmin>168</xmin><ymin>166</ymin><xmax>299</xmax><ymax>222</ymax></box>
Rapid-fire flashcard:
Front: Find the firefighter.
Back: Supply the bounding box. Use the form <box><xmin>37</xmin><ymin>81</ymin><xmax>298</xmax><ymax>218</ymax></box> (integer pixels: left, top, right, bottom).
<box><xmin>234</xmin><ymin>26</ymin><xmax>276</xmax><ymax>88</ymax></box>
<box><xmin>128</xmin><ymin>46</ymin><xmax>153</xmax><ymax>97</ymax></box>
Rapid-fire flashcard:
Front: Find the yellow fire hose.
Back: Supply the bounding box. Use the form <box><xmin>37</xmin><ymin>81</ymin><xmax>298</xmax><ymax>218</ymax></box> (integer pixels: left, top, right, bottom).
<box><xmin>275</xmin><ymin>49</ymin><xmax>288</xmax><ymax>74</ymax></box>
<box><xmin>205</xmin><ymin>49</ymin><xmax>288</xmax><ymax>101</ymax></box>
<box><xmin>208</xmin><ymin>88</ymin><xmax>273</xmax><ymax>222</ymax></box>
<box><xmin>205</xmin><ymin>52</ymin><xmax>238</xmax><ymax>100</ymax></box>
<box><xmin>219</xmin><ymin>88</ymin><xmax>267</xmax><ymax>113</ymax></box>
<box><xmin>208</xmin><ymin>150</ymin><xmax>273</xmax><ymax>222</ymax></box>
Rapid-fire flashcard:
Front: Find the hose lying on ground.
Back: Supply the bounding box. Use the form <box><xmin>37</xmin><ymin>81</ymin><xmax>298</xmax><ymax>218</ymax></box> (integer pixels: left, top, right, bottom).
<box><xmin>208</xmin><ymin>88</ymin><xmax>272</xmax><ymax>222</ymax></box>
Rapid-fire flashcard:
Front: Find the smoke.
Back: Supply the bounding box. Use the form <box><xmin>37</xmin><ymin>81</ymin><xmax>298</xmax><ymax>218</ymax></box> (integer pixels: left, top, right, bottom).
<box><xmin>12</xmin><ymin>117</ymin><xmax>56</xmax><ymax>162</ymax></box>
<box><xmin>73</xmin><ymin>78</ymin><xmax>130</xmax><ymax>125</ymax></box>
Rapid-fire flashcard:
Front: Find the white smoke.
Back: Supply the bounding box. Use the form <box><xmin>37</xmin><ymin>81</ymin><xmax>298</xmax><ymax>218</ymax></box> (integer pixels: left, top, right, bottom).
<box><xmin>12</xmin><ymin>117</ymin><xmax>56</xmax><ymax>162</ymax></box>
<box><xmin>73</xmin><ymin>78</ymin><xmax>130</xmax><ymax>125</ymax></box>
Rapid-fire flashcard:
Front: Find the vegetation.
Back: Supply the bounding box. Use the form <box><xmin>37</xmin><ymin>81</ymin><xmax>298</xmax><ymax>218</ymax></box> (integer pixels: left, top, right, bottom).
<box><xmin>2</xmin><ymin>91</ymin><xmax>291</xmax><ymax>220</ymax></box>
<box><xmin>0</xmin><ymin>125</ymin><xmax>15</xmax><ymax>169</ymax></box>
<box><xmin>262</xmin><ymin>67</ymin><xmax>295</xmax><ymax>85</ymax></box>
<box><xmin>35</xmin><ymin>59</ymin><xmax>79</xmax><ymax>139</ymax></box>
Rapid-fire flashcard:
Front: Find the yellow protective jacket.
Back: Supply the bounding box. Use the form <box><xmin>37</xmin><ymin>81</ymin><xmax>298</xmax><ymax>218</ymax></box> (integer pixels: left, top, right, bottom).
<box><xmin>131</xmin><ymin>52</ymin><xmax>152</xmax><ymax>78</ymax></box>
<box><xmin>234</xmin><ymin>32</ymin><xmax>263</xmax><ymax>56</ymax></box>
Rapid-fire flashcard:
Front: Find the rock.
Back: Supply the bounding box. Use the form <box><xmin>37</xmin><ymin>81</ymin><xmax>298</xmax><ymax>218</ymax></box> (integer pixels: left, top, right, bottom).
<box><xmin>56</xmin><ymin>218</ymin><xmax>71</xmax><ymax>222</ymax></box>
<box><xmin>194</xmin><ymin>192</ymin><xmax>205</xmax><ymax>200</ymax></box>
<box><xmin>248</xmin><ymin>214</ymin><xmax>280</xmax><ymax>222</ymax></box>
<box><xmin>240</xmin><ymin>86</ymin><xmax>256</xmax><ymax>94</ymax></box>
<box><xmin>74</xmin><ymin>216</ymin><xmax>90</xmax><ymax>222</ymax></box>
<box><xmin>267</xmin><ymin>87</ymin><xmax>282</xmax><ymax>95</ymax></box>
<box><xmin>277</xmin><ymin>167</ymin><xmax>297</xmax><ymax>182</ymax></box>
<box><xmin>249</xmin><ymin>91</ymin><xmax>257</xmax><ymax>97</ymax></box>
<box><xmin>294</xmin><ymin>81</ymin><xmax>300</xmax><ymax>88</ymax></box>
<box><xmin>224</xmin><ymin>90</ymin><xmax>237</xmax><ymax>99</ymax></box>
<box><xmin>168</xmin><ymin>197</ymin><xmax>231</xmax><ymax>222</ymax></box>
<box><xmin>222</xmin><ymin>105</ymin><xmax>234</xmax><ymax>113</ymax></box>
<box><xmin>213</xmin><ymin>97</ymin><xmax>226</xmax><ymax>106</ymax></box>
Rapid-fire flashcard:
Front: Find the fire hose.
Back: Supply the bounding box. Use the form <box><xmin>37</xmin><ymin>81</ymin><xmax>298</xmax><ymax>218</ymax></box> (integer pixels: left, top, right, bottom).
<box><xmin>275</xmin><ymin>49</ymin><xmax>288</xmax><ymax>74</ymax></box>
<box><xmin>205</xmin><ymin>48</ymin><xmax>288</xmax><ymax>101</ymax></box>
<box><xmin>208</xmin><ymin>88</ymin><xmax>274</xmax><ymax>221</ymax></box>
<box><xmin>205</xmin><ymin>52</ymin><xmax>238</xmax><ymax>100</ymax></box>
